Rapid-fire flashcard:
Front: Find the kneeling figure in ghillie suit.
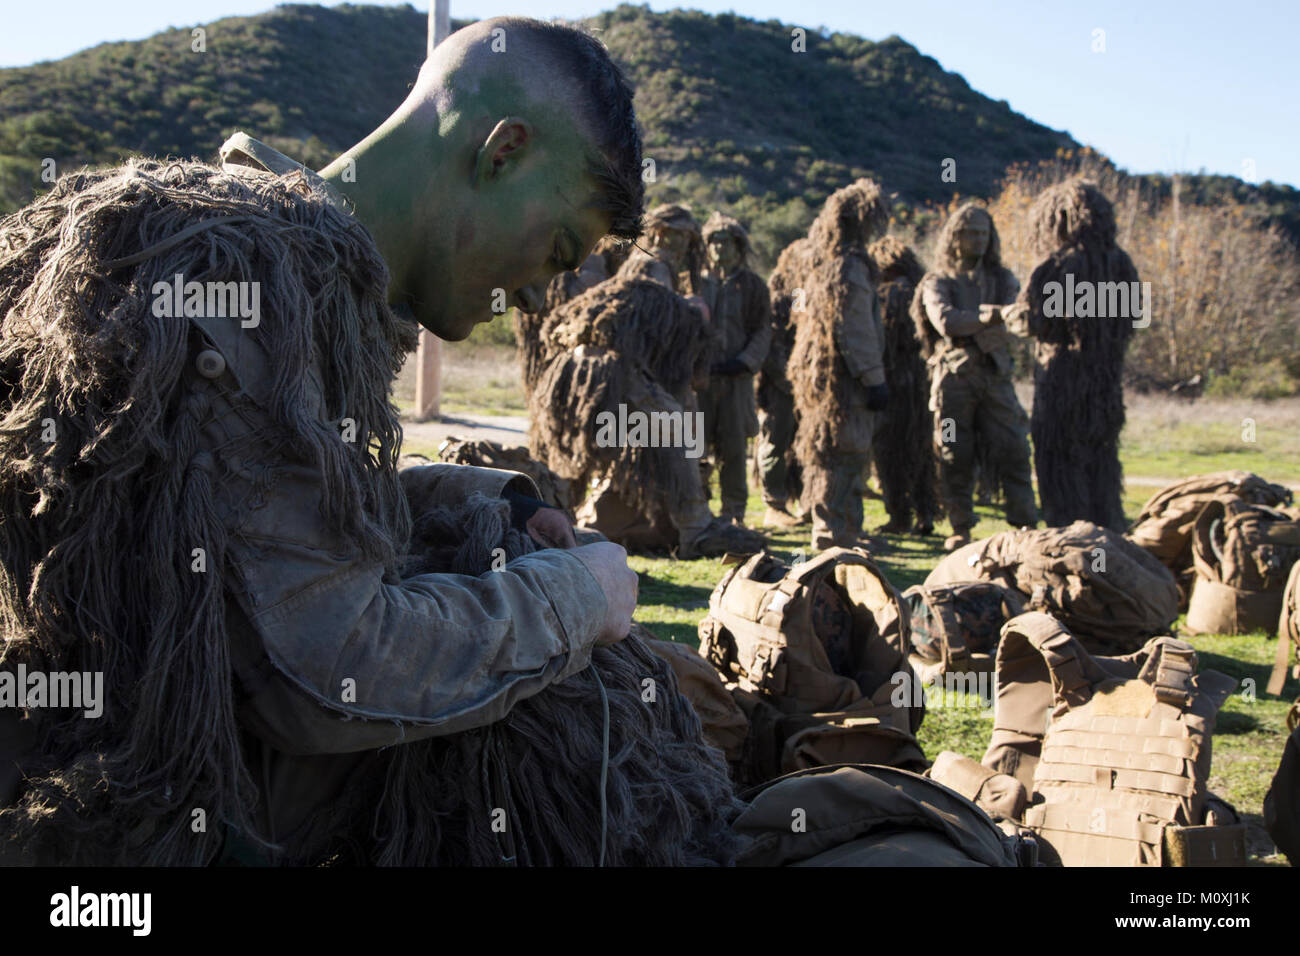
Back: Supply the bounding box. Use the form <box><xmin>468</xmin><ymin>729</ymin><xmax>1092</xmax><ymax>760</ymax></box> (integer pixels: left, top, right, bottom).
<box><xmin>528</xmin><ymin>275</ymin><xmax>764</xmax><ymax>558</ymax></box>
<box><xmin>1003</xmin><ymin>179</ymin><xmax>1137</xmax><ymax>531</ymax></box>
<box><xmin>697</xmin><ymin>212</ymin><xmax>772</xmax><ymax>525</ymax></box>
<box><xmin>912</xmin><ymin>203</ymin><xmax>1037</xmax><ymax>551</ymax></box>
<box><xmin>788</xmin><ymin>179</ymin><xmax>892</xmax><ymax>551</ymax></box>
<box><xmin>868</xmin><ymin>235</ymin><xmax>937</xmax><ymax>536</ymax></box>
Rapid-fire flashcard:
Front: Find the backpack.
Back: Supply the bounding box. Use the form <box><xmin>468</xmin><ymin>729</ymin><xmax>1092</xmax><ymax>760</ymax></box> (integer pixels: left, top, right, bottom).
<box><xmin>1268</xmin><ymin>560</ymin><xmax>1300</xmax><ymax>696</ymax></box>
<box><xmin>1128</xmin><ymin>471</ymin><xmax>1292</xmax><ymax>607</ymax></box>
<box><xmin>697</xmin><ymin>548</ymin><xmax>925</xmax><ymax>786</ymax></box>
<box><xmin>903</xmin><ymin>581</ymin><xmax>1025</xmax><ymax>682</ymax></box>
<box><xmin>1185</xmin><ymin>495</ymin><xmax>1300</xmax><ymax>635</ymax></box>
<box><xmin>983</xmin><ymin>611</ymin><xmax>1244</xmax><ymax>866</ymax></box>
<box><xmin>926</xmin><ymin>522</ymin><xmax>1179</xmax><ymax>654</ymax></box>
<box><xmin>733</xmin><ymin>763</ymin><xmax>1029</xmax><ymax>867</ymax></box>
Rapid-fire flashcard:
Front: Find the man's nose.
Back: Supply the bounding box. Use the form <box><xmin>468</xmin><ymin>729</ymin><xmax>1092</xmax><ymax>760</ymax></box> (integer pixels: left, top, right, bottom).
<box><xmin>514</xmin><ymin>282</ymin><xmax>545</xmax><ymax>314</ymax></box>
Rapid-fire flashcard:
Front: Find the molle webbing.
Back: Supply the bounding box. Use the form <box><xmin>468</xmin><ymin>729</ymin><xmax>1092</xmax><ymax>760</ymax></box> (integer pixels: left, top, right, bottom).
<box><xmin>696</xmin><ymin>547</ymin><xmax>925</xmax><ymax>784</ymax></box>
<box><xmin>986</xmin><ymin>612</ymin><xmax>1240</xmax><ymax>866</ymax></box>
<box><xmin>1186</xmin><ymin>495</ymin><xmax>1300</xmax><ymax>635</ymax></box>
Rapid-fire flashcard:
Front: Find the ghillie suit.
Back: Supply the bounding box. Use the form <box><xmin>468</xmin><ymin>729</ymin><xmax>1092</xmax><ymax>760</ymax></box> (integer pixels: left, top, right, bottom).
<box><xmin>787</xmin><ymin>179</ymin><xmax>890</xmax><ymax>550</ymax></box>
<box><xmin>528</xmin><ymin>276</ymin><xmax>763</xmax><ymax>557</ymax></box>
<box><xmin>617</xmin><ymin>202</ymin><xmax>706</xmax><ymax>298</ymax></box>
<box><xmin>867</xmin><ymin>235</ymin><xmax>936</xmax><ymax>535</ymax></box>
<box><xmin>1010</xmin><ymin>180</ymin><xmax>1138</xmax><ymax>531</ymax></box>
<box><xmin>697</xmin><ymin>212</ymin><xmax>773</xmax><ymax>523</ymax></box>
<box><xmin>516</xmin><ymin>236</ymin><xmax>629</xmax><ymax>404</ymax></box>
<box><xmin>0</xmin><ymin>158</ymin><xmax>418</xmax><ymax>864</ymax></box>
<box><xmin>372</xmin><ymin>492</ymin><xmax>745</xmax><ymax>866</ymax></box>
<box><xmin>755</xmin><ymin>237</ymin><xmax>807</xmax><ymax>522</ymax></box>
<box><xmin>911</xmin><ymin>202</ymin><xmax>1036</xmax><ymax>548</ymax></box>
<box><xmin>432</xmin><ymin>438</ymin><xmax>575</xmax><ymax>515</ymax></box>
<box><xmin>0</xmin><ymin>156</ymin><xmax>742</xmax><ymax>868</ymax></box>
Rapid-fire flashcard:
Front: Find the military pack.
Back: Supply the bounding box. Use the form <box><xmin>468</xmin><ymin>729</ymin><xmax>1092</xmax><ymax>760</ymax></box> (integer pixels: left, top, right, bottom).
<box><xmin>1128</xmin><ymin>471</ymin><xmax>1292</xmax><ymax>606</ymax></box>
<box><xmin>982</xmin><ymin>612</ymin><xmax>1244</xmax><ymax>866</ymax></box>
<box><xmin>696</xmin><ymin>547</ymin><xmax>925</xmax><ymax>786</ymax></box>
<box><xmin>903</xmin><ymin>580</ymin><xmax>1025</xmax><ymax>682</ymax></box>
<box><xmin>926</xmin><ymin>521</ymin><xmax>1179</xmax><ymax>654</ymax></box>
<box><xmin>733</xmin><ymin>763</ymin><xmax>1027</xmax><ymax>866</ymax></box>
<box><xmin>1185</xmin><ymin>495</ymin><xmax>1300</xmax><ymax>635</ymax></box>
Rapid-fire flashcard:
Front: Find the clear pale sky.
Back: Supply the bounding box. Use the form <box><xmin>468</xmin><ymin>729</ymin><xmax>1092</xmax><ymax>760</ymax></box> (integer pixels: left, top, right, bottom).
<box><xmin>3</xmin><ymin>0</ymin><xmax>1296</xmax><ymax>188</ymax></box>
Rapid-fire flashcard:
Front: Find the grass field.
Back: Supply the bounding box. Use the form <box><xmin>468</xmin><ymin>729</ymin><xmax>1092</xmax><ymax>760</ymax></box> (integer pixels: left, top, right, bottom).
<box><xmin>401</xmin><ymin>343</ymin><xmax>1299</xmax><ymax>865</ymax></box>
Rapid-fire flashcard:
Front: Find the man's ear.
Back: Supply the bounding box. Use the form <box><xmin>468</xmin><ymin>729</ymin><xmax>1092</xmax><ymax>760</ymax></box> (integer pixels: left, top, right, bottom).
<box><xmin>473</xmin><ymin>117</ymin><xmax>534</xmax><ymax>186</ymax></box>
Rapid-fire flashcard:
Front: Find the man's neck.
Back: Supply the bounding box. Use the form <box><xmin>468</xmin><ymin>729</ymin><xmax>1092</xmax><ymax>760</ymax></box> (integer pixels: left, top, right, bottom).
<box><xmin>320</xmin><ymin>113</ymin><xmax>451</xmax><ymax>302</ymax></box>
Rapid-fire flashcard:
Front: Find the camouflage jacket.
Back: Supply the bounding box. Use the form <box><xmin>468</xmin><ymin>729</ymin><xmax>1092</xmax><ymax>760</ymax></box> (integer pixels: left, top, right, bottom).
<box><xmin>211</xmin><ymin>134</ymin><xmax>607</xmax><ymax>754</ymax></box>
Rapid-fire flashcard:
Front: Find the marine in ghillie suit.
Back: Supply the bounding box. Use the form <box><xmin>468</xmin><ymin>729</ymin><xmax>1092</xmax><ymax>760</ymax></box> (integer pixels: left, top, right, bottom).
<box><xmin>697</xmin><ymin>212</ymin><xmax>772</xmax><ymax>525</ymax></box>
<box><xmin>755</xmin><ymin>236</ymin><xmax>808</xmax><ymax>528</ymax></box>
<box><xmin>1003</xmin><ymin>180</ymin><xmax>1137</xmax><ymax>531</ymax></box>
<box><xmin>787</xmin><ymin>179</ymin><xmax>892</xmax><ymax>551</ymax></box>
<box><xmin>527</xmin><ymin>274</ymin><xmax>765</xmax><ymax>558</ymax></box>
<box><xmin>868</xmin><ymin>235</ymin><xmax>937</xmax><ymax>536</ymax></box>
<box><xmin>0</xmin><ymin>17</ymin><xmax>751</xmax><ymax>866</ymax></box>
<box><xmin>515</xmin><ymin>235</ymin><xmax>629</xmax><ymax>405</ymax></box>
<box><xmin>911</xmin><ymin>202</ymin><xmax>1037</xmax><ymax>551</ymax></box>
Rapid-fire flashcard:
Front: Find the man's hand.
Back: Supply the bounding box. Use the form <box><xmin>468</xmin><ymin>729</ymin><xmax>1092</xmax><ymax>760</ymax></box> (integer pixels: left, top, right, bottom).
<box><xmin>685</xmin><ymin>295</ymin><xmax>711</xmax><ymax>322</ymax></box>
<box><xmin>1001</xmin><ymin>302</ymin><xmax>1031</xmax><ymax>337</ymax></box>
<box><xmin>978</xmin><ymin>303</ymin><xmax>1003</xmax><ymax>326</ymax></box>
<box><xmin>865</xmin><ymin>382</ymin><xmax>890</xmax><ymax>411</ymax></box>
<box><xmin>524</xmin><ymin>506</ymin><xmax>577</xmax><ymax>549</ymax></box>
<box><xmin>572</xmin><ymin>542</ymin><xmax>638</xmax><ymax>646</ymax></box>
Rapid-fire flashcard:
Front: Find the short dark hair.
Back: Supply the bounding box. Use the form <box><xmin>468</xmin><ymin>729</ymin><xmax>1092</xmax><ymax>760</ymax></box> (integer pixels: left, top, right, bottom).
<box><xmin>511</xmin><ymin>19</ymin><xmax>644</xmax><ymax>241</ymax></box>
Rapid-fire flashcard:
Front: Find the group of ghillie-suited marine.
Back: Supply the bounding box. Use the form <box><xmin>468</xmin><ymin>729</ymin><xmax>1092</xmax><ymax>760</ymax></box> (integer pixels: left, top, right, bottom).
<box><xmin>526</xmin><ymin>175</ymin><xmax>1139</xmax><ymax>557</ymax></box>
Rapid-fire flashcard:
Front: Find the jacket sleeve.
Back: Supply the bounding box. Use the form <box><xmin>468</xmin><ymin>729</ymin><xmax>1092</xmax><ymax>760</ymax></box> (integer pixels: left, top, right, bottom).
<box><xmin>193</xmin><ymin>339</ymin><xmax>607</xmax><ymax>756</ymax></box>
<box><xmin>734</xmin><ymin>273</ymin><xmax>774</xmax><ymax>373</ymax></box>
<box><xmin>920</xmin><ymin>274</ymin><xmax>984</xmax><ymax>339</ymax></box>
<box><xmin>833</xmin><ymin>263</ymin><xmax>886</xmax><ymax>388</ymax></box>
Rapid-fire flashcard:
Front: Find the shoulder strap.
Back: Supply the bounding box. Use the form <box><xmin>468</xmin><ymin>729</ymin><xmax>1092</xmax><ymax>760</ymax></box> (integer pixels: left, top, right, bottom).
<box><xmin>219</xmin><ymin>131</ymin><xmax>349</xmax><ymax>212</ymax></box>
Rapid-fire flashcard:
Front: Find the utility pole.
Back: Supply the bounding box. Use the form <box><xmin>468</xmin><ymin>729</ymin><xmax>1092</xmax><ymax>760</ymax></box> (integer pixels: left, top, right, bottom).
<box><xmin>413</xmin><ymin>0</ymin><xmax>450</xmax><ymax>421</ymax></box>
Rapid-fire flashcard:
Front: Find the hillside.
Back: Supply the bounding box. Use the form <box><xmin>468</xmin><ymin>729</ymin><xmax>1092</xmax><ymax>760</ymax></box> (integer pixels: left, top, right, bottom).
<box><xmin>1</xmin><ymin>3</ymin><xmax>1296</xmax><ymax>263</ymax></box>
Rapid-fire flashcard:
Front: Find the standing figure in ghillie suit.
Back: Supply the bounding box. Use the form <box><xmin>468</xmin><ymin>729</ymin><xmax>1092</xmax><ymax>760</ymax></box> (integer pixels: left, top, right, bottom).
<box><xmin>912</xmin><ymin>202</ymin><xmax>1037</xmax><ymax>551</ymax></box>
<box><xmin>867</xmin><ymin>235</ymin><xmax>937</xmax><ymax>536</ymax></box>
<box><xmin>1003</xmin><ymin>180</ymin><xmax>1137</xmax><ymax>530</ymax></box>
<box><xmin>697</xmin><ymin>212</ymin><xmax>772</xmax><ymax>526</ymax></box>
<box><xmin>788</xmin><ymin>179</ymin><xmax>892</xmax><ymax>551</ymax></box>
<box><xmin>755</xmin><ymin>237</ymin><xmax>808</xmax><ymax>528</ymax></box>
<box><xmin>528</xmin><ymin>275</ymin><xmax>765</xmax><ymax>558</ymax></box>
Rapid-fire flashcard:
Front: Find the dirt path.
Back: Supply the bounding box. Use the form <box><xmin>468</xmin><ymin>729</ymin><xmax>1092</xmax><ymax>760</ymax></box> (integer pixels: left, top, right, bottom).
<box><xmin>401</xmin><ymin>412</ymin><xmax>530</xmax><ymax>450</ymax></box>
<box><xmin>400</xmin><ymin>413</ymin><xmax>1300</xmax><ymax>492</ymax></box>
